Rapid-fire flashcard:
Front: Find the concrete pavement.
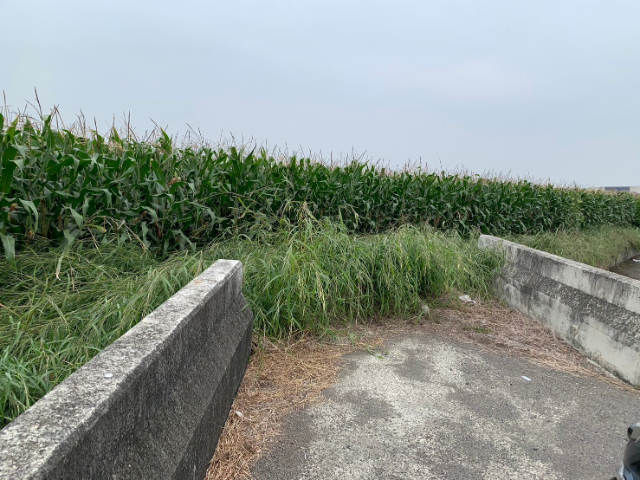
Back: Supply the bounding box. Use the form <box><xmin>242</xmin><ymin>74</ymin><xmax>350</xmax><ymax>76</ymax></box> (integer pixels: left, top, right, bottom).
<box><xmin>253</xmin><ymin>335</ymin><xmax>639</xmax><ymax>479</ymax></box>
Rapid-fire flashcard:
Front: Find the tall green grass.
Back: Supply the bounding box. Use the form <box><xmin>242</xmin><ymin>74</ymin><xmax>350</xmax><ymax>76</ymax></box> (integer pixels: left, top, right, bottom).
<box><xmin>511</xmin><ymin>226</ymin><xmax>640</xmax><ymax>269</ymax></box>
<box><xmin>0</xmin><ymin>220</ymin><xmax>502</xmax><ymax>426</ymax></box>
<box><xmin>1</xmin><ymin>113</ymin><xmax>638</xmax><ymax>263</ymax></box>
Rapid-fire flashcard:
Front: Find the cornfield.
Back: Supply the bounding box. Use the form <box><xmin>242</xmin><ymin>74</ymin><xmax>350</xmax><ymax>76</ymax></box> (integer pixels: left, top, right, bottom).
<box><xmin>1</xmin><ymin>110</ymin><xmax>639</xmax><ymax>427</ymax></box>
<box><xmin>0</xmin><ymin>113</ymin><xmax>638</xmax><ymax>262</ymax></box>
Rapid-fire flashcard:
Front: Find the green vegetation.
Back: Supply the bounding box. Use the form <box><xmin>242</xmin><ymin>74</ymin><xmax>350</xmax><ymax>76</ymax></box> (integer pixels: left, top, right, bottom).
<box><xmin>1</xmin><ymin>113</ymin><xmax>638</xmax><ymax>264</ymax></box>
<box><xmin>0</xmin><ymin>220</ymin><xmax>502</xmax><ymax>426</ymax></box>
<box><xmin>464</xmin><ymin>325</ymin><xmax>492</xmax><ymax>334</ymax></box>
<box><xmin>512</xmin><ymin>226</ymin><xmax>640</xmax><ymax>269</ymax></box>
<box><xmin>2</xmin><ymin>112</ymin><xmax>639</xmax><ymax>428</ymax></box>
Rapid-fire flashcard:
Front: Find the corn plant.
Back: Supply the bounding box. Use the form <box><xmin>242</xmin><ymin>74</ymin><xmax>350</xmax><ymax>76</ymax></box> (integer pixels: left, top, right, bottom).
<box><xmin>1</xmin><ymin>113</ymin><xmax>638</xmax><ymax>263</ymax></box>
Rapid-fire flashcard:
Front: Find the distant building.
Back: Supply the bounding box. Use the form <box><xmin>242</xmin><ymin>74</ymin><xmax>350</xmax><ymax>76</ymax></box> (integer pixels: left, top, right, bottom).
<box><xmin>600</xmin><ymin>186</ymin><xmax>640</xmax><ymax>193</ymax></box>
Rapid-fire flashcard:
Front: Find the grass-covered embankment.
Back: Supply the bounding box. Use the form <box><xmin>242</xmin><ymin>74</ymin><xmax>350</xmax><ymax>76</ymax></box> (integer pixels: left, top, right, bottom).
<box><xmin>0</xmin><ymin>221</ymin><xmax>502</xmax><ymax>427</ymax></box>
<box><xmin>512</xmin><ymin>226</ymin><xmax>640</xmax><ymax>269</ymax></box>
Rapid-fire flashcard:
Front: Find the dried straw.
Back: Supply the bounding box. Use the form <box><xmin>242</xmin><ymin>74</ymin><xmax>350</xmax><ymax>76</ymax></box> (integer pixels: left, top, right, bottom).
<box><xmin>205</xmin><ymin>335</ymin><xmax>358</xmax><ymax>480</ymax></box>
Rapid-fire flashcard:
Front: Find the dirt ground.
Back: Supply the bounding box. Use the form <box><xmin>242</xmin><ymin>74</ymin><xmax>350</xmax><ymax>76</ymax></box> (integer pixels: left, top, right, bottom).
<box><xmin>206</xmin><ymin>299</ymin><xmax>636</xmax><ymax>479</ymax></box>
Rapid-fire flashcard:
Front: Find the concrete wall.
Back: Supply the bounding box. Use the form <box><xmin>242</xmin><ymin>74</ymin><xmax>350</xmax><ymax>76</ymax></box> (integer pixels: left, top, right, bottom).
<box><xmin>479</xmin><ymin>235</ymin><xmax>640</xmax><ymax>385</ymax></box>
<box><xmin>0</xmin><ymin>260</ymin><xmax>253</xmax><ymax>480</ymax></box>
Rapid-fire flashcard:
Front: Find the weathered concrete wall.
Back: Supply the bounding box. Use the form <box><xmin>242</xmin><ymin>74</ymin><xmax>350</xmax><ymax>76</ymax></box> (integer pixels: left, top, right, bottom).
<box><xmin>479</xmin><ymin>235</ymin><xmax>640</xmax><ymax>385</ymax></box>
<box><xmin>0</xmin><ymin>260</ymin><xmax>253</xmax><ymax>480</ymax></box>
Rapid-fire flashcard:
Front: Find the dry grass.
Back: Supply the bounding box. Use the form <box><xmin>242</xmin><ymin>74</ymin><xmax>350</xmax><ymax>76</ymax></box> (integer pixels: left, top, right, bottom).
<box><xmin>205</xmin><ymin>334</ymin><xmax>380</xmax><ymax>480</ymax></box>
<box><xmin>206</xmin><ymin>300</ymin><xmax>635</xmax><ymax>479</ymax></box>
<box><xmin>425</xmin><ymin>300</ymin><xmax>633</xmax><ymax>389</ymax></box>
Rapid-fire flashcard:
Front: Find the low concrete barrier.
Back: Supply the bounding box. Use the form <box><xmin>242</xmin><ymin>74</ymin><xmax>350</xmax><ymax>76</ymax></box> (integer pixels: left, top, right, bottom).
<box><xmin>479</xmin><ymin>235</ymin><xmax>640</xmax><ymax>385</ymax></box>
<box><xmin>0</xmin><ymin>260</ymin><xmax>253</xmax><ymax>480</ymax></box>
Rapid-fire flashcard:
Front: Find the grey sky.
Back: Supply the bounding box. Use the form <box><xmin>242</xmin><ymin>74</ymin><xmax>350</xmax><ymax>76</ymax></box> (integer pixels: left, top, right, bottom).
<box><xmin>3</xmin><ymin>0</ymin><xmax>639</xmax><ymax>186</ymax></box>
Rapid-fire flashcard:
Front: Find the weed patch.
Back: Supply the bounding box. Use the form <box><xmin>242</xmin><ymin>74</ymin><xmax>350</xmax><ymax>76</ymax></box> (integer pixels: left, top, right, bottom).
<box><xmin>0</xmin><ymin>221</ymin><xmax>501</xmax><ymax>426</ymax></box>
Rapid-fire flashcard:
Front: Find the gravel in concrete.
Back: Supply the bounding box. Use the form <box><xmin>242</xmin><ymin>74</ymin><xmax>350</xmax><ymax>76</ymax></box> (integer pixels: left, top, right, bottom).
<box><xmin>253</xmin><ymin>335</ymin><xmax>639</xmax><ymax>479</ymax></box>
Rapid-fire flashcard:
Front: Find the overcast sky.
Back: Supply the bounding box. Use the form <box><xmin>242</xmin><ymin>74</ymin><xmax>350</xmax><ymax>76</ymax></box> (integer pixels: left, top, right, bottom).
<box><xmin>3</xmin><ymin>0</ymin><xmax>639</xmax><ymax>186</ymax></box>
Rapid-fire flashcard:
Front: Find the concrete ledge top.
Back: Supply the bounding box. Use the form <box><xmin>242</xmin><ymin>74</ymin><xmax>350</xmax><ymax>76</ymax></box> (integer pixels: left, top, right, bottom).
<box><xmin>479</xmin><ymin>235</ymin><xmax>640</xmax><ymax>314</ymax></box>
<box><xmin>0</xmin><ymin>259</ymin><xmax>244</xmax><ymax>478</ymax></box>
<box><xmin>479</xmin><ymin>235</ymin><xmax>639</xmax><ymax>283</ymax></box>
